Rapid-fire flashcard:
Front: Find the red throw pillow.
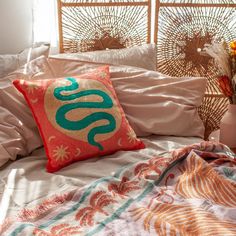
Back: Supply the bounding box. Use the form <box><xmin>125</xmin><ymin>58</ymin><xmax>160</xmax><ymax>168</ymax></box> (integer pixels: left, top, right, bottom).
<box><xmin>13</xmin><ymin>66</ymin><xmax>145</xmax><ymax>172</ymax></box>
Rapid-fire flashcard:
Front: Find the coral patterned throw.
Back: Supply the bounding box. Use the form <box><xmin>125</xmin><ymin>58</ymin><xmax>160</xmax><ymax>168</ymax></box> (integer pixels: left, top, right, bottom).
<box><xmin>13</xmin><ymin>66</ymin><xmax>144</xmax><ymax>172</ymax></box>
<box><xmin>1</xmin><ymin>142</ymin><xmax>236</xmax><ymax>235</ymax></box>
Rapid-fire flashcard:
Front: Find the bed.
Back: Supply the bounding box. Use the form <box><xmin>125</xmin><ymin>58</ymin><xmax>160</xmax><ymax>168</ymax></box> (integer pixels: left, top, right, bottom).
<box><xmin>1</xmin><ymin>1</ymin><xmax>236</xmax><ymax>235</ymax></box>
<box><xmin>0</xmin><ymin>136</ymin><xmax>202</xmax><ymax>216</ymax></box>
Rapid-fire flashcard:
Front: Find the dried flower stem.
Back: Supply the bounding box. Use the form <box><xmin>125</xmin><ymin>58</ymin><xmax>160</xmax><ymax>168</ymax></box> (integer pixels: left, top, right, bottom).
<box><xmin>204</xmin><ymin>40</ymin><xmax>236</xmax><ymax>104</ymax></box>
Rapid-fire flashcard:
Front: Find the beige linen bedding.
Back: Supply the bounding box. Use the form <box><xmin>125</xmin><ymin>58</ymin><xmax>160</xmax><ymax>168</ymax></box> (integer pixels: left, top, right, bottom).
<box><xmin>0</xmin><ymin>135</ymin><xmax>202</xmax><ymax>222</ymax></box>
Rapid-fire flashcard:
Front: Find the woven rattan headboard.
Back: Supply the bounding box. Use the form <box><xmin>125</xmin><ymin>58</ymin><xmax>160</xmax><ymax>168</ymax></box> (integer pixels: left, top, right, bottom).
<box><xmin>57</xmin><ymin>0</ymin><xmax>151</xmax><ymax>53</ymax></box>
<box><xmin>154</xmin><ymin>0</ymin><xmax>236</xmax><ymax>137</ymax></box>
<box><xmin>57</xmin><ymin>0</ymin><xmax>236</xmax><ymax>138</ymax></box>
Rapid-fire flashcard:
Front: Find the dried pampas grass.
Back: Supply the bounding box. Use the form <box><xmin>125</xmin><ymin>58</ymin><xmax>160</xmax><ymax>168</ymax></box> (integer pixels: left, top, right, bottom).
<box><xmin>204</xmin><ymin>41</ymin><xmax>232</xmax><ymax>78</ymax></box>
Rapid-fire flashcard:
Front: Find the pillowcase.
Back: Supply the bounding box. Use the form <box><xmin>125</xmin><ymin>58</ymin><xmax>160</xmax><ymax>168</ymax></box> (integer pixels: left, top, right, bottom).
<box><xmin>50</xmin><ymin>44</ymin><xmax>156</xmax><ymax>71</ymax></box>
<box><xmin>48</xmin><ymin>58</ymin><xmax>207</xmax><ymax>138</ymax></box>
<box><xmin>0</xmin><ymin>43</ymin><xmax>50</xmax><ymax>78</ymax></box>
<box><xmin>111</xmin><ymin>71</ymin><xmax>206</xmax><ymax>138</ymax></box>
<box><xmin>13</xmin><ymin>66</ymin><xmax>145</xmax><ymax>172</ymax></box>
<box><xmin>0</xmin><ymin>56</ymin><xmax>54</xmax><ymax>167</ymax></box>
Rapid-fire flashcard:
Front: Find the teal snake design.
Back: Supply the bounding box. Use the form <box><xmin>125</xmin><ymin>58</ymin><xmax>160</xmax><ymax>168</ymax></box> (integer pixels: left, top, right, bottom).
<box><xmin>54</xmin><ymin>78</ymin><xmax>116</xmax><ymax>151</ymax></box>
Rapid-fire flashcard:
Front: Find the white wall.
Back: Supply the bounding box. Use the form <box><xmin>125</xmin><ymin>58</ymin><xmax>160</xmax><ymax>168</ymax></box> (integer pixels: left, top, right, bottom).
<box><xmin>0</xmin><ymin>0</ymin><xmax>33</xmax><ymax>54</ymax></box>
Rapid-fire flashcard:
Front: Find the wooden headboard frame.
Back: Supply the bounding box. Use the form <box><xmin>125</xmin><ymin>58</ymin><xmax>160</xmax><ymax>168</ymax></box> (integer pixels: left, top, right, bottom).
<box><xmin>57</xmin><ymin>0</ymin><xmax>236</xmax><ymax>138</ymax></box>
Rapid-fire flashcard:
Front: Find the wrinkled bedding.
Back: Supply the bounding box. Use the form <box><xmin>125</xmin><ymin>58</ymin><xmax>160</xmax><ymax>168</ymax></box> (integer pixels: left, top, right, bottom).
<box><xmin>0</xmin><ymin>136</ymin><xmax>201</xmax><ymax>223</ymax></box>
<box><xmin>0</xmin><ymin>57</ymin><xmax>206</xmax><ymax>167</ymax></box>
<box><xmin>1</xmin><ymin>139</ymin><xmax>236</xmax><ymax>236</ymax></box>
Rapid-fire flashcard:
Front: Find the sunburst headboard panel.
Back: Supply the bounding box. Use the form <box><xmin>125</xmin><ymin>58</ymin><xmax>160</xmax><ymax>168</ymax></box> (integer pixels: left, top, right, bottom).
<box><xmin>57</xmin><ymin>0</ymin><xmax>151</xmax><ymax>53</ymax></box>
<box><xmin>155</xmin><ymin>0</ymin><xmax>236</xmax><ymax>137</ymax></box>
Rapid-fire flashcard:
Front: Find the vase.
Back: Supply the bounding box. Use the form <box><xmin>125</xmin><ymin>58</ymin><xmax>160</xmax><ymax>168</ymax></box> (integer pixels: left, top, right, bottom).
<box><xmin>220</xmin><ymin>104</ymin><xmax>236</xmax><ymax>148</ymax></box>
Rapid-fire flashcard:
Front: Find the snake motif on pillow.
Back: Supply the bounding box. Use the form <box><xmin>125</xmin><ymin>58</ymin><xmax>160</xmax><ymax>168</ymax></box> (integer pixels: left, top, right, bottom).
<box><xmin>13</xmin><ymin>66</ymin><xmax>145</xmax><ymax>172</ymax></box>
<box><xmin>54</xmin><ymin>78</ymin><xmax>116</xmax><ymax>151</ymax></box>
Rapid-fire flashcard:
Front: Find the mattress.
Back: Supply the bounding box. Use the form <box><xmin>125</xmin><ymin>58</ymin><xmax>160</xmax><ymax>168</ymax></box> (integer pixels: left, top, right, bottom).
<box><xmin>0</xmin><ymin>135</ymin><xmax>202</xmax><ymax>220</ymax></box>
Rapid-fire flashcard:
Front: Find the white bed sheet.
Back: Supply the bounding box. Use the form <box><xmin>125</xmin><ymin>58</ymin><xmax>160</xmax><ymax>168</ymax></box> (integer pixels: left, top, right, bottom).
<box><xmin>0</xmin><ymin>135</ymin><xmax>202</xmax><ymax>220</ymax></box>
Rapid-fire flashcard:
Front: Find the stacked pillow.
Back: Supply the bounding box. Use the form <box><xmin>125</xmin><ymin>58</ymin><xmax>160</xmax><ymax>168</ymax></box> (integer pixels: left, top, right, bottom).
<box><xmin>0</xmin><ymin>44</ymin><xmax>206</xmax><ymax>172</ymax></box>
<box><xmin>0</xmin><ymin>44</ymin><xmax>154</xmax><ymax>169</ymax></box>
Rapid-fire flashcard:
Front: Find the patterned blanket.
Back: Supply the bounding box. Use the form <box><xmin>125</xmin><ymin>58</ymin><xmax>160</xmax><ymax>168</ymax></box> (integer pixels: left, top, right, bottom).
<box><xmin>1</xmin><ymin>141</ymin><xmax>236</xmax><ymax>236</ymax></box>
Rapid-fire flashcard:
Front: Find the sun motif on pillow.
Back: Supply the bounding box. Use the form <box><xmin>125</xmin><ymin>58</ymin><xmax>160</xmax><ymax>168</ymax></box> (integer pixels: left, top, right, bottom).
<box><xmin>13</xmin><ymin>66</ymin><xmax>145</xmax><ymax>172</ymax></box>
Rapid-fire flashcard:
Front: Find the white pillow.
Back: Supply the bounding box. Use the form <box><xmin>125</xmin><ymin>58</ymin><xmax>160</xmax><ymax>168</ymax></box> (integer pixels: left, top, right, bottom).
<box><xmin>0</xmin><ymin>43</ymin><xmax>50</xmax><ymax>78</ymax></box>
<box><xmin>51</xmin><ymin>44</ymin><xmax>156</xmax><ymax>71</ymax></box>
<box><xmin>48</xmin><ymin>57</ymin><xmax>206</xmax><ymax>138</ymax></box>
